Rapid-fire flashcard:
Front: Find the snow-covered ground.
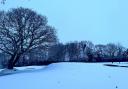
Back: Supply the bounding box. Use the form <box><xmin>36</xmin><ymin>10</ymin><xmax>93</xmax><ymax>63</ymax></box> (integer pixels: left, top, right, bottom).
<box><xmin>0</xmin><ymin>62</ymin><xmax>128</xmax><ymax>89</ymax></box>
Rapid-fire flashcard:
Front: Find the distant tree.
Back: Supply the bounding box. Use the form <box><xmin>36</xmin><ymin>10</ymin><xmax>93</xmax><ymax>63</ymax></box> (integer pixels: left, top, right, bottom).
<box><xmin>116</xmin><ymin>43</ymin><xmax>125</xmax><ymax>57</ymax></box>
<box><xmin>48</xmin><ymin>43</ymin><xmax>65</xmax><ymax>62</ymax></box>
<box><xmin>106</xmin><ymin>43</ymin><xmax>118</xmax><ymax>58</ymax></box>
<box><xmin>94</xmin><ymin>44</ymin><xmax>106</xmax><ymax>61</ymax></box>
<box><xmin>65</xmin><ymin>42</ymin><xmax>80</xmax><ymax>61</ymax></box>
<box><xmin>0</xmin><ymin>7</ymin><xmax>57</xmax><ymax>69</ymax></box>
<box><xmin>80</xmin><ymin>41</ymin><xmax>86</xmax><ymax>58</ymax></box>
<box><xmin>85</xmin><ymin>41</ymin><xmax>94</xmax><ymax>62</ymax></box>
<box><xmin>105</xmin><ymin>43</ymin><xmax>125</xmax><ymax>62</ymax></box>
<box><xmin>123</xmin><ymin>49</ymin><xmax>128</xmax><ymax>59</ymax></box>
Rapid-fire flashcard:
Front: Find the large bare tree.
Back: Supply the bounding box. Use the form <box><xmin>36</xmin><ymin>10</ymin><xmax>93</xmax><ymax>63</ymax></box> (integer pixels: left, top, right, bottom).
<box><xmin>0</xmin><ymin>7</ymin><xmax>57</xmax><ymax>69</ymax></box>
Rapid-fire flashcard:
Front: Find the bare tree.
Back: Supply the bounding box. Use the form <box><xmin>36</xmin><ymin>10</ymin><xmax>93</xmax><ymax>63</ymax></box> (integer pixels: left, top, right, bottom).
<box><xmin>116</xmin><ymin>43</ymin><xmax>125</xmax><ymax>57</ymax></box>
<box><xmin>65</xmin><ymin>42</ymin><xmax>80</xmax><ymax>61</ymax></box>
<box><xmin>80</xmin><ymin>41</ymin><xmax>86</xmax><ymax>57</ymax></box>
<box><xmin>84</xmin><ymin>41</ymin><xmax>94</xmax><ymax>62</ymax></box>
<box><xmin>106</xmin><ymin>43</ymin><xmax>118</xmax><ymax>58</ymax></box>
<box><xmin>94</xmin><ymin>44</ymin><xmax>106</xmax><ymax>61</ymax></box>
<box><xmin>48</xmin><ymin>43</ymin><xmax>65</xmax><ymax>62</ymax></box>
<box><xmin>0</xmin><ymin>7</ymin><xmax>57</xmax><ymax>69</ymax></box>
<box><xmin>95</xmin><ymin>44</ymin><xmax>107</xmax><ymax>55</ymax></box>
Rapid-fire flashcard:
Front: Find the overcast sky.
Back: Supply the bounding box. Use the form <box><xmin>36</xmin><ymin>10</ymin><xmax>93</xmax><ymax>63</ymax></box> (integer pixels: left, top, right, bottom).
<box><xmin>0</xmin><ymin>0</ymin><xmax>128</xmax><ymax>47</ymax></box>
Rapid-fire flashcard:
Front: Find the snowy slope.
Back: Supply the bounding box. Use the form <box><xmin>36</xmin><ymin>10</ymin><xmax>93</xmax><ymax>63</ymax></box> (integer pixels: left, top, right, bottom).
<box><xmin>0</xmin><ymin>62</ymin><xmax>128</xmax><ymax>89</ymax></box>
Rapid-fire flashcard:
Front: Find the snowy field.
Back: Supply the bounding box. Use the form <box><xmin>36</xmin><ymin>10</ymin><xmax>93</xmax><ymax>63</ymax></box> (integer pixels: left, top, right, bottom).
<box><xmin>0</xmin><ymin>62</ymin><xmax>128</xmax><ymax>89</ymax></box>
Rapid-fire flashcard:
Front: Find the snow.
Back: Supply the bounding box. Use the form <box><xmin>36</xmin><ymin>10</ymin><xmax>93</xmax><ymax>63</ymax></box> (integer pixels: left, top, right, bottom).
<box><xmin>15</xmin><ymin>66</ymin><xmax>45</xmax><ymax>70</ymax></box>
<box><xmin>0</xmin><ymin>62</ymin><xmax>128</xmax><ymax>89</ymax></box>
<box><xmin>0</xmin><ymin>66</ymin><xmax>45</xmax><ymax>76</ymax></box>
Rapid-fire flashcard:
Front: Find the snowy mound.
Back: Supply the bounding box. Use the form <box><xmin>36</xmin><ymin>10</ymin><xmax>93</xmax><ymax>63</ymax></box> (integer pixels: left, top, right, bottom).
<box><xmin>0</xmin><ymin>62</ymin><xmax>128</xmax><ymax>89</ymax></box>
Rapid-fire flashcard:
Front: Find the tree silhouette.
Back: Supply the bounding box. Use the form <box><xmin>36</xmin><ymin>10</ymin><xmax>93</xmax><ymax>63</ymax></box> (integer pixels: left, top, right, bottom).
<box><xmin>0</xmin><ymin>7</ymin><xmax>57</xmax><ymax>69</ymax></box>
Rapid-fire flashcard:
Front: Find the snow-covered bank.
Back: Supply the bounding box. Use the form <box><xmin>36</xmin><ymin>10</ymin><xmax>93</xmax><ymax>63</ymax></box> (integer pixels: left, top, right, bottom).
<box><xmin>0</xmin><ymin>66</ymin><xmax>45</xmax><ymax>76</ymax></box>
<box><xmin>0</xmin><ymin>62</ymin><xmax>128</xmax><ymax>89</ymax></box>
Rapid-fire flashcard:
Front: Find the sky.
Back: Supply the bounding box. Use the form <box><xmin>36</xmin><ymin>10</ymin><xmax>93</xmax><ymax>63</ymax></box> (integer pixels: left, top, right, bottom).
<box><xmin>0</xmin><ymin>0</ymin><xmax>128</xmax><ymax>47</ymax></box>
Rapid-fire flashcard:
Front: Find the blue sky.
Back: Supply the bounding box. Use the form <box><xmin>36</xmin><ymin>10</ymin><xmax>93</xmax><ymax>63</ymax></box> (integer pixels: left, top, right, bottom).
<box><xmin>0</xmin><ymin>0</ymin><xmax>128</xmax><ymax>47</ymax></box>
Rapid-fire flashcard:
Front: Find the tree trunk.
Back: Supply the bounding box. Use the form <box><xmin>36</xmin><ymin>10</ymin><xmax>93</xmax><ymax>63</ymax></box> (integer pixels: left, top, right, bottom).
<box><xmin>7</xmin><ymin>54</ymin><xmax>21</xmax><ymax>69</ymax></box>
<box><xmin>88</xmin><ymin>53</ymin><xmax>93</xmax><ymax>62</ymax></box>
<box><xmin>8</xmin><ymin>54</ymin><xmax>16</xmax><ymax>69</ymax></box>
<box><xmin>13</xmin><ymin>54</ymin><xmax>21</xmax><ymax>67</ymax></box>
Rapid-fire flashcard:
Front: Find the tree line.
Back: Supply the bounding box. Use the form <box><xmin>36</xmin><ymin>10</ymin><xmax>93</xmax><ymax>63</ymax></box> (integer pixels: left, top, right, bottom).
<box><xmin>1</xmin><ymin>41</ymin><xmax>128</xmax><ymax>68</ymax></box>
<box><xmin>48</xmin><ymin>41</ymin><xmax>128</xmax><ymax>62</ymax></box>
<box><xmin>0</xmin><ymin>7</ymin><xmax>128</xmax><ymax>69</ymax></box>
